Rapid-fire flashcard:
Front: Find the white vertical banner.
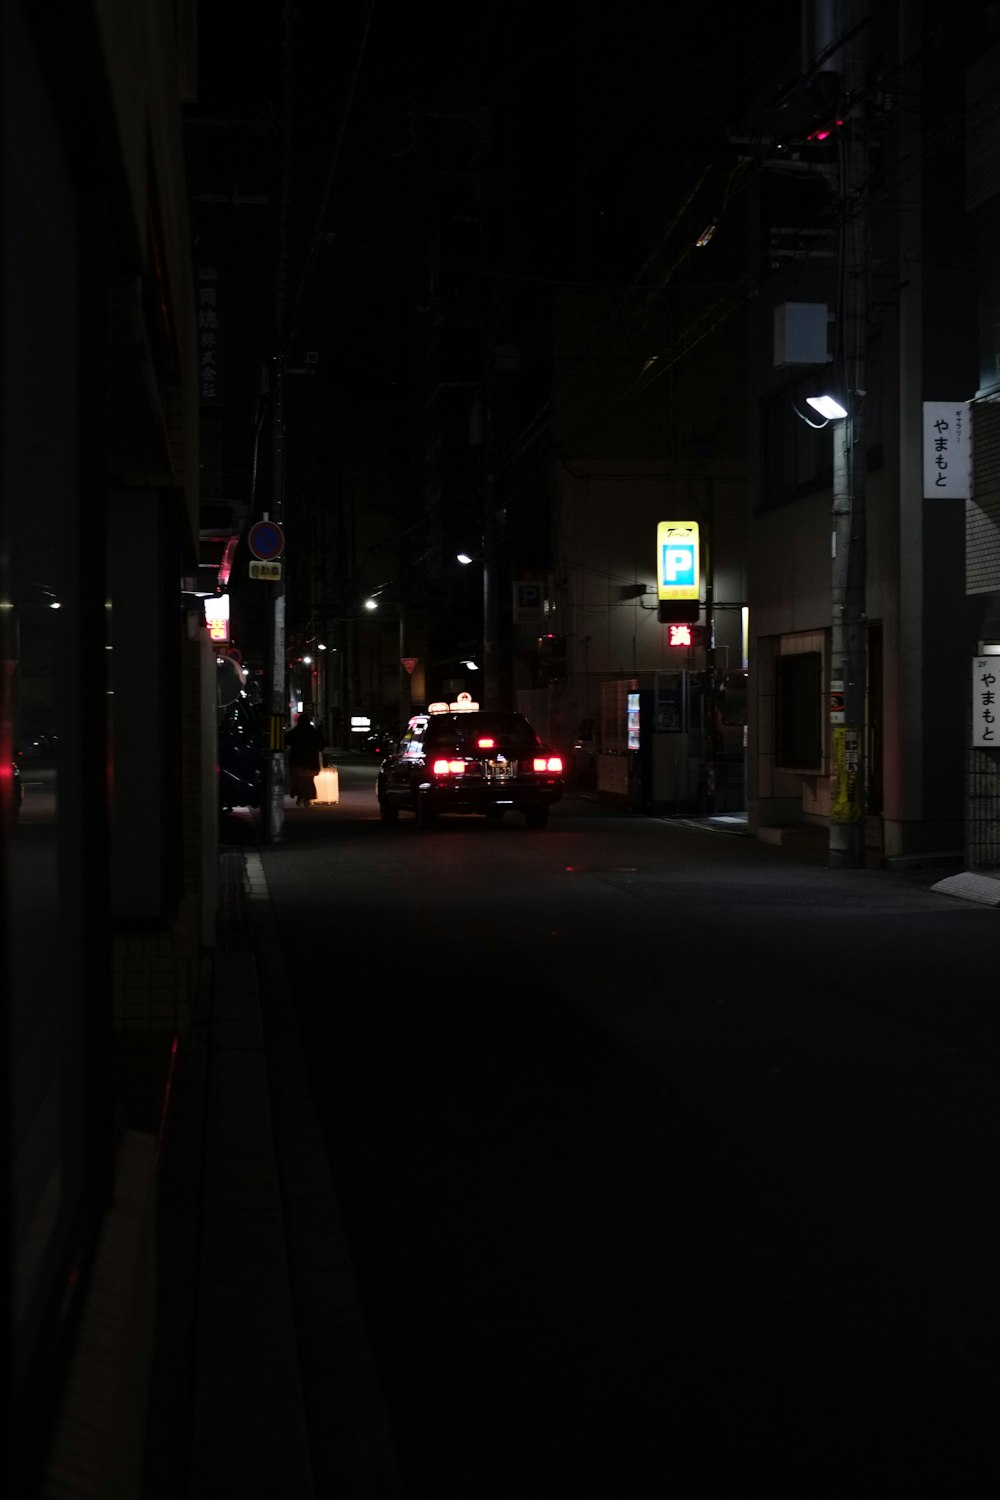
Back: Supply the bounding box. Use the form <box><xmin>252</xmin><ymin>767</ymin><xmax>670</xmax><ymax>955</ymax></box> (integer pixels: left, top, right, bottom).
<box><xmin>972</xmin><ymin>657</ymin><xmax>998</xmax><ymax>747</ymax></box>
<box><xmin>923</xmin><ymin>401</ymin><xmax>970</xmax><ymax>498</ymax></box>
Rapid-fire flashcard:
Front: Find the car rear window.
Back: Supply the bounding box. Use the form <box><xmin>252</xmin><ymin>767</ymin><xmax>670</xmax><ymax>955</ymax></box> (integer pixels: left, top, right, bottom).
<box><xmin>425</xmin><ymin>714</ymin><xmax>540</xmax><ymax>750</ymax></box>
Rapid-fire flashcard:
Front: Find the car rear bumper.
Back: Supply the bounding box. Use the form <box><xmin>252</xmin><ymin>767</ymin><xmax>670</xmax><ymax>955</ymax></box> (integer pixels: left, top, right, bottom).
<box><xmin>416</xmin><ymin>779</ymin><xmax>563</xmax><ymax>815</ymax></box>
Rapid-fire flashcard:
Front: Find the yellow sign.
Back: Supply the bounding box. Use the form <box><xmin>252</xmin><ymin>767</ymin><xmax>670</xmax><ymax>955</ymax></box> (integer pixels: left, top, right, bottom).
<box><xmin>656</xmin><ymin>521</ymin><xmax>700</xmax><ymax>601</ymax></box>
<box><xmin>250</xmin><ymin>560</ymin><xmax>282</xmax><ymax>581</ymax></box>
<box><xmin>831</xmin><ymin>726</ymin><xmax>862</xmax><ymax>822</ymax></box>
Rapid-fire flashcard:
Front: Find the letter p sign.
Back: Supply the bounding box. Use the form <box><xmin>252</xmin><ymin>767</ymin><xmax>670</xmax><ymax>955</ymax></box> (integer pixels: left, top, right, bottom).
<box><xmin>663</xmin><ymin>546</ymin><xmax>693</xmax><ymax>583</ymax></box>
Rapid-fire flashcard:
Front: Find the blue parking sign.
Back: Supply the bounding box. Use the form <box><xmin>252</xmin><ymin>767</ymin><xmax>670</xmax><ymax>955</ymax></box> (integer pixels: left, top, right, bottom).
<box><xmin>660</xmin><ymin>542</ymin><xmax>695</xmax><ymax>586</ymax></box>
<box><xmin>514</xmin><ymin>580</ymin><xmax>544</xmax><ymax>621</ymax></box>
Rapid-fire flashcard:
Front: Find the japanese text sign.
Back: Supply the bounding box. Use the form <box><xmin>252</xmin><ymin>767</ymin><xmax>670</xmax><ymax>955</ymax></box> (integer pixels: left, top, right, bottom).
<box><xmin>923</xmin><ymin>401</ymin><xmax>970</xmax><ymax>498</ymax></box>
<box><xmin>197</xmin><ymin>266</ymin><xmax>224</xmax><ymax>407</ymax></box>
<box><xmin>972</xmin><ymin>658</ymin><xmax>997</xmax><ymax>746</ymax></box>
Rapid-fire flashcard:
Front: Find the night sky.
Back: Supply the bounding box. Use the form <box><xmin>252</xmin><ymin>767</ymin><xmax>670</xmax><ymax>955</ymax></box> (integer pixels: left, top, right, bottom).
<box><xmin>188</xmin><ymin>0</ymin><xmax>799</xmax><ymax>668</ymax></box>
<box><xmin>189</xmin><ymin>2</ymin><xmax>489</xmax><ymax>417</ymax></box>
<box><xmin>188</xmin><ymin>1</ymin><xmax>796</xmax><ymax>449</ymax></box>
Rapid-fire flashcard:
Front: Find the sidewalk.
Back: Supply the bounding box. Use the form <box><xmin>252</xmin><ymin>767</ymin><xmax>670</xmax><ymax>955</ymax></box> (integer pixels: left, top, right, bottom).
<box><xmin>143</xmin><ymin>833</ymin><xmax>403</xmax><ymax>1498</ymax></box>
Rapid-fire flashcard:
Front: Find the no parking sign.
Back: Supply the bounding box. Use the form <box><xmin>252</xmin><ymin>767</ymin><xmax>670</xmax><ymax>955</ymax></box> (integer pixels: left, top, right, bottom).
<box><xmin>248</xmin><ymin>520</ymin><xmax>285</xmax><ymax>560</ymax></box>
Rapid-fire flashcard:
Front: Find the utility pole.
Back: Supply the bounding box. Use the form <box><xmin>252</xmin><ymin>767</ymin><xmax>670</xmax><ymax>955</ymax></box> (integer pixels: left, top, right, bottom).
<box><xmin>828</xmin><ymin>11</ymin><xmax>869</xmax><ymax>868</ymax></box>
<box><xmin>261</xmin><ymin>1</ymin><xmax>295</xmax><ymax>844</ymax></box>
<box><xmin>483</xmin><ymin>472</ymin><xmax>500</xmax><ymax>710</ymax></box>
<box><xmin>398</xmin><ymin>608</ymin><xmax>411</xmax><ymax>728</ymax></box>
<box><xmin>703</xmin><ymin>476</ymin><xmax>716</xmax><ymax>815</ymax></box>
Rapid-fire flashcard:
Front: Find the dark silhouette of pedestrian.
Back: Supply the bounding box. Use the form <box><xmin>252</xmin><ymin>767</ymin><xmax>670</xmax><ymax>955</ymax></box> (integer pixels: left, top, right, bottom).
<box><xmin>286</xmin><ymin>712</ymin><xmax>326</xmax><ymax>805</ymax></box>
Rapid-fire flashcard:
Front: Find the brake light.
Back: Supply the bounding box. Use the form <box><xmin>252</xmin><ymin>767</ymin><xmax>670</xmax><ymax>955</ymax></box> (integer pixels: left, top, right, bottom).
<box><xmin>532</xmin><ymin>756</ymin><xmax>563</xmax><ymax>773</ymax></box>
<box><xmin>432</xmin><ymin>759</ymin><xmax>466</xmax><ymax>776</ymax></box>
<box><xmin>477</xmin><ymin>737</ymin><xmax>495</xmax><ymax>748</ymax></box>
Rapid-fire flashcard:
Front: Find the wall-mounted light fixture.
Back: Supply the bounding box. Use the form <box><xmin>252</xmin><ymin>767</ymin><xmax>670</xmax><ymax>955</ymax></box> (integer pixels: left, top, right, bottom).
<box><xmin>804</xmin><ymin>394</ymin><xmax>848</xmax><ymax>423</ymax></box>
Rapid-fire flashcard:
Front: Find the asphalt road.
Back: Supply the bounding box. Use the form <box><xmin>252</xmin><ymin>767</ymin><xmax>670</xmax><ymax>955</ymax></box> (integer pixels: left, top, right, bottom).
<box><xmin>252</xmin><ymin>761</ymin><xmax>1000</xmax><ymax>1497</ymax></box>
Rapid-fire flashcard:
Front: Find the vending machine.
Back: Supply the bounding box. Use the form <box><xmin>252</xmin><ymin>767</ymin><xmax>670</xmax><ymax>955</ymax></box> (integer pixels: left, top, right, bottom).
<box><xmin>598</xmin><ymin>680</ymin><xmax>661</xmax><ymax>811</ymax></box>
<box><xmin>598</xmin><ymin>672</ymin><xmax>710</xmax><ymax>814</ymax></box>
<box><xmin>626</xmin><ymin>688</ymin><xmax>653</xmax><ymax>812</ymax></box>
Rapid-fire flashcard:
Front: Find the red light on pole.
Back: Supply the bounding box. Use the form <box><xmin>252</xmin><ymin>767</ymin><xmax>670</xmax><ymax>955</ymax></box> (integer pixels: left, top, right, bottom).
<box><xmin>807</xmin><ymin>118</ymin><xmax>844</xmax><ymax>142</ymax></box>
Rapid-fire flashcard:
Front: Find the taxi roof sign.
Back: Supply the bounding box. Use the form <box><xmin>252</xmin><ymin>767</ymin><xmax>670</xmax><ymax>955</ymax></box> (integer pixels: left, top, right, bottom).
<box><xmin>427</xmin><ymin>692</ymin><xmax>479</xmax><ymax>714</ymax></box>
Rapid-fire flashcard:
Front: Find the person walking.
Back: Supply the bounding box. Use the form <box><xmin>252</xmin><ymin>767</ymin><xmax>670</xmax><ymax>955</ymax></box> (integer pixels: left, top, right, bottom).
<box><xmin>286</xmin><ymin>711</ymin><xmax>326</xmax><ymax>806</ymax></box>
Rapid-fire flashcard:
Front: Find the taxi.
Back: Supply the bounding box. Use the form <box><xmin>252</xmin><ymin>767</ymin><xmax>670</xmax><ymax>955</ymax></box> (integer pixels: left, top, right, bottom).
<box><xmin>376</xmin><ymin>693</ymin><xmax>564</xmax><ymax>829</ymax></box>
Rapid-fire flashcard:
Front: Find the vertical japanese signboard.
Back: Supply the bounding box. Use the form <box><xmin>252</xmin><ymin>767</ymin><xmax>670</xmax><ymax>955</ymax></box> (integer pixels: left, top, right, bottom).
<box><xmin>197</xmin><ymin>265</ymin><xmax>225</xmax><ymax>406</ymax></box>
<box><xmin>972</xmin><ymin>657</ymin><xmax>997</xmax><ymax>746</ymax></box>
<box><xmin>923</xmin><ymin>401</ymin><xmax>969</xmax><ymax>497</ymax></box>
<box><xmin>203</xmin><ymin>594</ymin><xmax>230</xmax><ymax>643</ymax></box>
<box><xmin>830</xmin><ymin>725</ymin><xmax>862</xmax><ymax>822</ymax></box>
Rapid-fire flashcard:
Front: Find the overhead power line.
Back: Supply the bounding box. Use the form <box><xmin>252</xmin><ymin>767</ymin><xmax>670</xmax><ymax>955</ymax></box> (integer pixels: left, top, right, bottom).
<box><xmin>284</xmin><ymin>0</ymin><xmax>378</xmax><ymax>353</ymax></box>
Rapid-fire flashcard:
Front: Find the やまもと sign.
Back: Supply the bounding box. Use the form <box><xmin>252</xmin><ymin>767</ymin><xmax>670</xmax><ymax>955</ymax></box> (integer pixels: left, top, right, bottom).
<box><xmin>972</xmin><ymin>658</ymin><xmax>997</xmax><ymax>746</ymax></box>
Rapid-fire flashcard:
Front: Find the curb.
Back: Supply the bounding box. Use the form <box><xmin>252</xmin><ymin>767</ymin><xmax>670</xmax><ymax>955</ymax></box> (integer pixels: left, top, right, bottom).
<box><xmin>191</xmin><ymin>855</ymin><xmax>317</xmax><ymax>1498</ymax></box>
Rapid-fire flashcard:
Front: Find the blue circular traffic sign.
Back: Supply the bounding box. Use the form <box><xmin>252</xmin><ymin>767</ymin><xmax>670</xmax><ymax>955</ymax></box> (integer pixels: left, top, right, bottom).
<box><xmin>248</xmin><ymin>520</ymin><xmax>285</xmax><ymax>561</ymax></box>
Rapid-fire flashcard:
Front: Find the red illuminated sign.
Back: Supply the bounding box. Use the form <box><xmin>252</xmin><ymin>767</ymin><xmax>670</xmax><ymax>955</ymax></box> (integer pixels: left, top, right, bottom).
<box><xmin>668</xmin><ymin>624</ymin><xmax>693</xmax><ymax>647</ymax></box>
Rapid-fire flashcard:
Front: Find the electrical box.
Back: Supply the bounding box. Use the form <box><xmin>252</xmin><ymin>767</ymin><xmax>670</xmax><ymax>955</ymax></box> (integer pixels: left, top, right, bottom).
<box><xmin>774</xmin><ymin>302</ymin><xmax>829</xmax><ymax>367</ymax></box>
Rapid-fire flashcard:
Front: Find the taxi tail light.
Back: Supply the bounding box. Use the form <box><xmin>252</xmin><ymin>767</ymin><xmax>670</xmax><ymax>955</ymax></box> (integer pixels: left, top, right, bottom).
<box><xmin>432</xmin><ymin>759</ymin><xmax>466</xmax><ymax>776</ymax></box>
<box><xmin>532</xmin><ymin>755</ymin><xmax>563</xmax><ymax>773</ymax></box>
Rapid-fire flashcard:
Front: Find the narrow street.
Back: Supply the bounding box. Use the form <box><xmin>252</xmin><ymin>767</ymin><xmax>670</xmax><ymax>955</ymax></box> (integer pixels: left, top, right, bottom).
<box><xmin>247</xmin><ymin>761</ymin><xmax>1000</xmax><ymax>1496</ymax></box>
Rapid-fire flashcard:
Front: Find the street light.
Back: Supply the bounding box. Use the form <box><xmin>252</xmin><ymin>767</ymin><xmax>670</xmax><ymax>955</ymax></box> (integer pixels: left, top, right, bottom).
<box><xmin>796</xmin><ymin>387</ymin><xmax>866</xmax><ymax>868</ymax></box>
<box><xmin>456</xmin><ymin>538</ymin><xmax>498</xmax><ymax>707</ymax></box>
<box><xmin>358</xmin><ymin>588</ymin><xmax>411</xmax><ymax>729</ymax></box>
<box><xmin>805</xmin><ymin>394</ymin><xmax>848</xmax><ymax>422</ymax></box>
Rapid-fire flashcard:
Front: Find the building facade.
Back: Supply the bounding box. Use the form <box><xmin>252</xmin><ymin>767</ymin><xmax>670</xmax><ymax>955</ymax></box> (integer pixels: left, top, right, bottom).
<box><xmin>452</xmin><ymin>1</ymin><xmax>1000</xmax><ymax>855</ymax></box>
<box><xmin>1</xmin><ymin>2</ymin><xmax>216</xmax><ymax>1491</ymax></box>
<box><xmin>742</xmin><ymin>1</ymin><xmax>1000</xmax><ymax>867</ymax></box>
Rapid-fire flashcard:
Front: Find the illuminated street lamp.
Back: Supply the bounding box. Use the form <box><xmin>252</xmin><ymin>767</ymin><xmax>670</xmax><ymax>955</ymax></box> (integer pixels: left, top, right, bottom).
<box><xmin>456</xmin><ymin>540</ymin><xmax>497</xmax><ymax>706</ymax></box>
<box><xmin>805</xmin><ymin>393</ymin><xmax>848</xmax><ymax>422</ymax></box>
<box><xmin>359</xmin><ymin>588</ymin><xmax>411</xmax><ymax>727</ymax></box>
<box><xmin>795</xmin><ymin>384</ymin><xmax>866</xmax><ymax>867</ymax></box>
